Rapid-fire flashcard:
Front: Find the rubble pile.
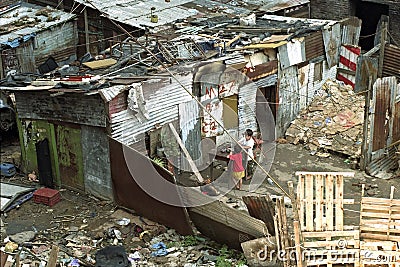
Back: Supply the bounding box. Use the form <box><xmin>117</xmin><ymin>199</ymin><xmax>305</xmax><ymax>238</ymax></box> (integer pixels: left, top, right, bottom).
<box><xmin>285</xmin><ymin>79</ymin><xmax>365</xmax><ymax>159</ymax></box>
<box><xmin>0</xmin><ymin>190</ymin><xmax>248</xmax><ymax>267</ymax></box>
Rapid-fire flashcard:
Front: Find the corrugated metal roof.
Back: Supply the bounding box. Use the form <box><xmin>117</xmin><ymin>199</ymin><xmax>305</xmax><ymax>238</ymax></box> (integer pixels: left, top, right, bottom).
<box><xmin>110</xmin><ymin>73</ymin><xmax>194</xmax><ymax>146</ymax></box>
<box><xmin>256</xmin><ymin>0</ymin><xmax>309</xmax><ymax>12</ymax></box>
<box><xmin>0</xmin><ymin>3</ymin><xmax>76</xmax><ymax>47</ymax></box>
<box><xmin>74</xmin><ymin>0</ymin><xmax>195</xmax><ymax>29</ymax></box>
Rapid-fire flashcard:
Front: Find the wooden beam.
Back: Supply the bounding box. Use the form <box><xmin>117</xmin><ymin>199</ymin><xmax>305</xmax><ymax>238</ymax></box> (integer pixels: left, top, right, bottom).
<box><xmin>168</xmin><ymin>123</ymin><xmax>204</xmax><ymax>183</ymax></box>
<box><xmin>84</xmin><ymin>8</ymin><xmax>90</xmax><ymax>54</ymax></box>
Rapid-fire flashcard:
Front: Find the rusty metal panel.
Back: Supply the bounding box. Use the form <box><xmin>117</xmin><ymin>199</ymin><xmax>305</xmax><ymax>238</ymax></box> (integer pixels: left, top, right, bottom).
<box><xmin>276</xmin><ymin>65</ymin><xmax>299</xmax><ymax>137</ymax></box>
<box><xmin>393</xmin><ymin>95</ymin><xmax>400</xmax><ymax>143</ymax></box>
<box><xmin>383</xmin><ymin>44</ymin><xmax>400</xmax><ymax>79</ymax></box>
<box><xmin>371</xmin><ymin>77</ymin><xmax>395</xmax><ymax>152</ymax></box>
<box><xmin>108</xmin><ymin>137</ymin><xmax>194</xmax><ymax>235</ymax></box>
<box><xmin>55</xmin><ymin>123</ymin><xmax>84</xmax><ymax>191</ymax></box>
<box><xmin>242</xmin><ymin>195</ymin><xmax>276</xmax><ymax>236</ymax></box>
<box><xmin>305</xmin><ymin>31</ymin><xmax>324</xmax><ymax>60</ymax></box>
<box><xmin>340</xmin><ymin>17</ymin><xmax>361</xmax><ymax>46</ymax></box>
<box><xmin>323</xmin><ymin>23</ymin><xmax>341</xmax><ymax>68</ymax></box>
<box><xmin>354</xmin><ymin>55</ymin><xmax>378</xmax><ymax>93</ymax></box>
<box><xmin>337</xmin><ymin>44</ymin><xmax>361</xmax><ymax>89</ymax></box>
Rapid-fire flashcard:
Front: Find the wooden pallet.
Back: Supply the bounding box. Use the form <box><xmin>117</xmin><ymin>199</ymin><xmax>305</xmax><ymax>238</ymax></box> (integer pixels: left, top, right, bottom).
<box><xmin>360</xmin><ymin>186</ymin><xmax>400</xmax><ymax>266</ymax></box>
<box><xmin>294</xmin><ymin>172</ymin><xmax>359</xmax><ymax>267</ymax></box>
<box><xmin>295</xmin><ymin>172</ymin><xmax>355</xmax><ymax>232</ymax></box>
<box><xmin>302</xmin><ymin>230</ymin><xmax>360</xmax><ymax>266</ymax></box>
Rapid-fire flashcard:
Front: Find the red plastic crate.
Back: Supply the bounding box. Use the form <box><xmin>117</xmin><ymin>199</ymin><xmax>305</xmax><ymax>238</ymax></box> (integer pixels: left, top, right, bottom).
<box><xmin>33</xmin><ymin>188</ymin><xmax>61</xmax><ymax>207</ymax></box>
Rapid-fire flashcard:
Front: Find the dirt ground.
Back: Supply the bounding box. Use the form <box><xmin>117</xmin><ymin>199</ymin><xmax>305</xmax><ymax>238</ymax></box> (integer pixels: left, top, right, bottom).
<box><xmin>1</xmin><ymin>139</ymin><xmax>399</xmax><ymax>266</ymax></box>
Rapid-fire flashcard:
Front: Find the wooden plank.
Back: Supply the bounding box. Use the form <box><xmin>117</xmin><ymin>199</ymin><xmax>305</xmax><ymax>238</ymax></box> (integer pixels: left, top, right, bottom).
<box><xmin>303</xmin><ymin>249</ymin><xmax>360</xmax><ymax>255</ymax></box>
<box><xmin>295</xmin><ymin>171</ymin><xmax>355</xmax><ymax>177</ymax></box>
<box><xmin>360</xmin><ymin>219</ymin><xmax>400</xmax><ymax>226</ymax></box>
<box><xmin>325</xmin><ymin>174</ymin><xmax>334</xmax><ymax>231</ymax></box>
<box><xmin>361</xmin><ymin>204</ymin><xmax>400</xmax><ymax>212</ymax></box>
<box><xmin>297</xmin><ymin>174</ymin><xmax>305</xmax><ymax>229</ymax></box>
<box><xmin>302</xmin><ymin>230</ymin><xmax>360</xmax><ymax>238</ymax></box>
<box><xmin>168</xmin><ymin>123</ymin><xmax>203</xmax><ymax>183</ymax></box>
<box><xmin>293</xmin><ymin>220</ymin><xmax>304</xmax><ymax>267</ymax></box>
<box><xmin>301</xmin><ymin>199</ymin><xmax>355</xmax><ymax>204</ymax></box>
<box><xmin>315</xmin><ymin>174</ymin><xmax>324</xmax><ymax>231</ymax></box>
<box><xmin>305</xmin><ymin>174</ymin><xmax>314</xmax><ymax>231</ymax></box>
<box><xmin>47</xmin><ymin>245</ymin><xmax>59</xmax><ymax>267</ymax></box>
<box><xmin>360</xmin><ymin>233</ymin><xmax>400</xmax><ymax>241</ymax></box>
<box><xmin>362</xmin><ymin>197</ymin><xmax>400</xmax><ymax>206</ymax></box>
<box><xmin>361</xmin><ymin>212</ymin><xmax>400</xmax><ymax>220</ymax></box>
<box><xmin>303</xmin><ymin>240</ymin><xmax>359</xmax><ymax>248</ymax></box>
<box><xmin>335</xmin><ymin>175</ymin><xmax>344</xmax><ymax>231</ymax></box>
<box><xmin>360</xmin><ymin>226</ymin><xmax>400</xmax><ymax>234</ymax></box>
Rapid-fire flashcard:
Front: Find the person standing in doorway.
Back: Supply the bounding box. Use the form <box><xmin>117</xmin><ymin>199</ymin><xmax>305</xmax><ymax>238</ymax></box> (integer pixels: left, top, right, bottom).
<box><xmin>227</xmin><ymin>145</ymin><xmax>245</xmax><ymax>190</ymax></box>
<box><xmin>239</xmin><ymin>129</ymin><xmax>255</xmax><ymax>180</ymax></box>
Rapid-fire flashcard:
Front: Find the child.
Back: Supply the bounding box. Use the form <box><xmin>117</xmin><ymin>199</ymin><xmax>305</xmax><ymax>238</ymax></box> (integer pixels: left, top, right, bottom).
<box><xmin>239</xmin><ymin>129</ymin><xmax>255</xmax><ymax>180</ymax></box>
<box><xmin>227</xmin><ymin>145</ymin><xmax>245</xmax><ymax>190</ymax></box>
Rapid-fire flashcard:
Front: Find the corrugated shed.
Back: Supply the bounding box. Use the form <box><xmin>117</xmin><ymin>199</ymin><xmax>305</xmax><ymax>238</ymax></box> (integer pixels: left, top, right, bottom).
<box><xmin>383</xmin><ymin>44</ymin><xmax>400</xmax><ymax>79</ymax></box>
<box><xmin>110</xmin><ymin>74</ymin><xmax>193</xmax><ymax>146</ymax></box>
<box><xmin>340</xmin><ymin>17</ymin><xmax>361</xmax><ymax>46</ymax></box>
<box><xmin>305</xmin><ymin>31</ymin><xmax>324</xmax><ymax>61</ymax></box>
<box><xmin>238</xmin><ymin>82</ymin><xmax>258</xmax><ymax>135</ymax></box>
<box><xmin>74</xmin><ymin>0</ymin><xmax>195</xmax><ymax>29</ymax></box>
<box><xmin>0</xmin><ymin>3</ymin><xmax>76</xmax><ymax>47</ymax></box>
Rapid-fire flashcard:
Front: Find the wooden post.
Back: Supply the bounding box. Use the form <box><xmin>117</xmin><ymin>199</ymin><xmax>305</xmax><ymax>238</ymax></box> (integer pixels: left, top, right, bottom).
<box><xmin>360</xmin><ymin>78</ymin><xmax>372</xmax><ymax>170</ymax></box>
<box><xmin>84</xmin><ymin>8</ymin><xmax>90</xmax><ymax>54</ymax></box>
<box><xmin>377</xmin><ymin>16</ymin><xmax>388</xmax><ymax>78</ymax></box>
<box><xmin>168</xmin><ymin>123</ymin><xmax>204</xmax><ymax>183</ymax></box>
<box><xmin>288</xmin><ymin>181</ymin><xmax>305</xmax><ymax>267</ymax></box>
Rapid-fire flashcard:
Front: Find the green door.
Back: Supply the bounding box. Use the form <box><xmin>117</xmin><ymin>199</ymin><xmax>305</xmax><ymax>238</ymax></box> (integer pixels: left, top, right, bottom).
<box><xmin>55</xmin><ymin>124</ymin><xmax>84</xmax><ymax>191</ymax></box>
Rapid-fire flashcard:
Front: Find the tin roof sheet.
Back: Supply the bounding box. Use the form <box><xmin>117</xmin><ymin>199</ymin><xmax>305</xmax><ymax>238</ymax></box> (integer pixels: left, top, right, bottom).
<box><xmin>0</xmin><ymin>3</ymin><xmax>76</xmax><ymax>46</ymax></box>
<box><xmin>74</xmin><ymin>0</ymin><xmax>196</xmax><ymax>29</ymax></box>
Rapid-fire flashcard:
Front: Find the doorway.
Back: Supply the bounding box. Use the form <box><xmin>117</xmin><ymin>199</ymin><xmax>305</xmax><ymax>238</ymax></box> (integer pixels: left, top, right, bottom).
<box><xmin>354</xmin><ymin>1</ymin><xmax>389</xmax><ymax>51</ymax></box>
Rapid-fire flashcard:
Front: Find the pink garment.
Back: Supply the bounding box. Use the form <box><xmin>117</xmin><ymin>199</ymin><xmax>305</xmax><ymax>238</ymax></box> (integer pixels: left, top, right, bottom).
<box><xmin>228</xmin><ymin>153</ymin><xmax>245</xmax><ymax>172</ymax></box>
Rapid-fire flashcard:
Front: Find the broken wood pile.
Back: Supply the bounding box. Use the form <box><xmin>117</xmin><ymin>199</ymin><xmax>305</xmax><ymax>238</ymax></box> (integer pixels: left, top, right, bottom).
<box><xmin>285</xmin><ymin>80</ymin><xmax>365</xmax><ymax>159</ymax></box>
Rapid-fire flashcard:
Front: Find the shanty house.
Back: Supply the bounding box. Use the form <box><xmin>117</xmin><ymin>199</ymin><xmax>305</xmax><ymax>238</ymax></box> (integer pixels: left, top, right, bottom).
<box><xmin>0</xmin><ymin>2</ymin><xmax>77</xmax><ymax>78</ymax></box>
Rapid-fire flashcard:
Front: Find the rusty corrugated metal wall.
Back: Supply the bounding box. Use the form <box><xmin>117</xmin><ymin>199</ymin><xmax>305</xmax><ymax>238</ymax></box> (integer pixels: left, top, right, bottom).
<box><xmin>305</xmin><ymin>31</ymin><xmax>324</xmax><ymax>61</ymax></box>
<box><xmin>383</xmin><ymin>44</ymin><xmax>400</xmax><ymax>79</ymax></box>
